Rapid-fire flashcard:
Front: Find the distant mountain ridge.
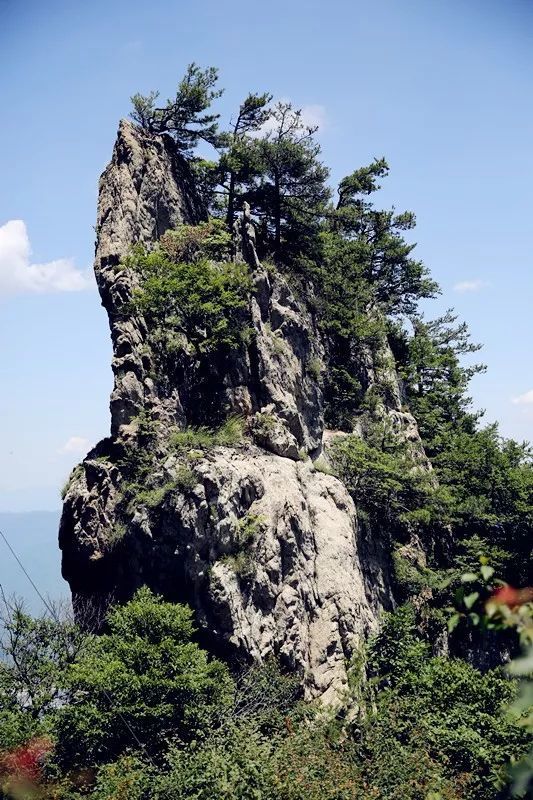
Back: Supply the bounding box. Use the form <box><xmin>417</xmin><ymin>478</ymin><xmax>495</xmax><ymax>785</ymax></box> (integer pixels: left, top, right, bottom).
<box><xmin>0</xmin><ymin>511</ymin><xmax>66</xmax><ymax>612</ymax></box>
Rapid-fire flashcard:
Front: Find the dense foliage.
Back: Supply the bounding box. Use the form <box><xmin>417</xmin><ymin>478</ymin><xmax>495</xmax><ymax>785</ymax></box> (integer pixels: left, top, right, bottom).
<box><xmin>0</xmin><ymin>591</ymin><xmax>530</xmax><ymax>800</ymax></box>
<box><xmin>128</xmin><ymin>240</ymin><xmax>252</xmax><ymax>358</ymax></box>
<box><xmin>53</xmin><ymin>588</ymin><xmax>233</xmax><ymax>767</ymax></box>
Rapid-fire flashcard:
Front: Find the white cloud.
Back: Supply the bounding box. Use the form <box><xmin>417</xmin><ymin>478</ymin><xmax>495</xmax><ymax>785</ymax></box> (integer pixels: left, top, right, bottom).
<box><xmin>256</xmin><ymin>101</ymin><xmax>328</xmax><ymax>137</ymax></box>
<box><xmin>59</xmin><ymin>436</ymin><xmax>91</xmax><ymax>455</ymax></box>
<box><xmin>300</xmin><ymin>104</ymin><xmax>327</xmax><ymax>132</ymax></box>
<box><xmin>512</xmin><ymin>390</ymin><xmax>533</xmax><ymax>406</ymax></box>
<box><xmin>0</xmin><ymin>220</ymin><xmax>92</xmax><ymax>295</ymax></box>
<box><xmin>453</xmin><ymin>279</ymin><xmax>488</xmax><ymax>293</ymax></box>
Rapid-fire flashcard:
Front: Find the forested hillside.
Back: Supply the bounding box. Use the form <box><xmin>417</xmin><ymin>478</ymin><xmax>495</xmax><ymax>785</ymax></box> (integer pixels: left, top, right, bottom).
<box><xmin>1</xmin><ymin>66</ymin><xmax>531</xmax><ymax>800</ymax></box>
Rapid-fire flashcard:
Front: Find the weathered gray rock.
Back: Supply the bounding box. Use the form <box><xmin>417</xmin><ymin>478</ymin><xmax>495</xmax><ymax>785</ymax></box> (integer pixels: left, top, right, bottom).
<box><xmin>95</xmin><ymin>119</ymin><xmax>204</xmax><ymax>434</ymax></box>
<box><xmin>61</xmin><ymin>446</ymin><xmax>378</xmax><ymax>702</ymax></box>
<box><xmin>250</xmin><ymin>406</ymin><xmax>301</xmax><ymax>460</ymax></box>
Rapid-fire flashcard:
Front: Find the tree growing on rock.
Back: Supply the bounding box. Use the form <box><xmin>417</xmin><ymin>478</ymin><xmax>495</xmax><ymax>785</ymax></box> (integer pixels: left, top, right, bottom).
<box><xmin>218</xmin><ymin>92</ymin><xmax>272</xmax><ymax>229</ymax></box>
<box><xmin>130</xmin><ymin>63</ymin><xmax>223</xmax><ymax>155</ymax></box>
<box><xmin>251</xmin><ymin>102</ymin><xmax>330</xmax><ymax>261</ymax></box>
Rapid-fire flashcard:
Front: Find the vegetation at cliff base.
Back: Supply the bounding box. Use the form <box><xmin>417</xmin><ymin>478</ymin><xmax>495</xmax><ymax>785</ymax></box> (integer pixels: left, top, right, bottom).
<box><xmin>0</xmin><ymin>590</ymin><xmax>530</xmax><ymax>800</ymax></box>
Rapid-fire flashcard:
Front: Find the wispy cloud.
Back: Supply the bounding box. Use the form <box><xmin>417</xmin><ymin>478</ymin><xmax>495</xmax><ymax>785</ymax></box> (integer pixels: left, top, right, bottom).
<box><xmin>59</xmin><ymin>436</ymin><xmax>91</xmax><ymax>455</ymax></box>
<box><xmin>512</xmin><ymin>390</ymin><xmax>533</xmax><ymax>406</ymax></box>
<box><xmin>300</xmin><ymin>104</ymin><xmax>327</xmax><ymax>132</ymax></box>
<box><xmin>453</xmin><ymin>279</ymin><xmax>488</xmax><ymax>294</ymax></box>
<box><xmin>0</xmin><ymin>220</ymin><xmax>92</xmax><ymax>295</ymax></box>
<box><xmin>121</xmin><ymin>40</ymin><xmax>143</xmax><ymax>55</ymax></box>
<box><xmin>256</xmin><ymin>102</ymin><xmax>328</xmax><ymax>137</ymax></box>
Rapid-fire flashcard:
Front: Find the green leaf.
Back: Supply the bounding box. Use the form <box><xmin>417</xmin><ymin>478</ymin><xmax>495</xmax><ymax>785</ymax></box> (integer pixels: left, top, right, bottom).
<box><xmin>460</xmin><ymin>572</ymin><xmax>479</xmax><ymax>583</ymax></box>
<box><xmin>447</xmin><ymin>613</ymin><xmax>461</xmax><ymax>633</ymax></box>
<box><xmin>464</xmin><ymin>591</ymin><xmax>480</xmax><ymax>610</ymax></box>
<box><xmin>480</xmin><ymin>565</ymin><xmax>495</xmax><ymax>581</ymax></box>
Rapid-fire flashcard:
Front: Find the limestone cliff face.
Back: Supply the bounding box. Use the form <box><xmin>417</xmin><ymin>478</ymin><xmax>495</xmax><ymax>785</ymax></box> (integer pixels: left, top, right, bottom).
<box><xmin>93</xmin><ymin>119</ymin><xmax>205</xmax><ymax>435</ymax></box>
<box><xmin>60</xmin><ymin>120</ymin><xmax>425</xmax><ymax>702</ymax></box>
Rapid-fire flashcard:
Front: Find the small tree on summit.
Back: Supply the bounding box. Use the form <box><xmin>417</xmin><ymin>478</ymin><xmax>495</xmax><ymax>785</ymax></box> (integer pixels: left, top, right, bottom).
<box><xmin>218</xmin><ymin>92</ymin><xmax>272</xmax><ymax>229</ymax></box>
<box><xmin>250</xmin><ymin>102</ymin><xmax>330</xmax><ymax>261</ymax></box>
<box><xmin>130</xmin><ymin>63</ymin><xmax>223</xmax><ymax>156</ymax></box>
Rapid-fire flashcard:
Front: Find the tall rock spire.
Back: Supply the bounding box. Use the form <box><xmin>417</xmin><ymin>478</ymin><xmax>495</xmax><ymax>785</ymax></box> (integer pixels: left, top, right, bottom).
<box><xmin>59</xmin><ymin>119</ymin><xmax>428</xmax><ymax>703</ymax></box>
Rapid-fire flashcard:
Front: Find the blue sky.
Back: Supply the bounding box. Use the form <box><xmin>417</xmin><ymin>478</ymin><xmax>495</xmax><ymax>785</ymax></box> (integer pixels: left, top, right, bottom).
<box><xmin>0</xmin><ymin>0</ymin><xmax>532</xmax><ymax>511</ymax></box>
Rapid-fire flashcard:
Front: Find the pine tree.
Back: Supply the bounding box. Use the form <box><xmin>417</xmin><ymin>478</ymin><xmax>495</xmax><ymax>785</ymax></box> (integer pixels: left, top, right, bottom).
<box><xmin>251</xmin><ymin>102</ymin><xmax>330</xmax><ymax>261</ymax></box>
<box><xmin>130</xmin><ymin>64</ymin><xmax>223</xmax><ymax>156</ymax></box>
<box><xmin>218</xmin><ymin>92</ymin><xmax>272</xmax><ymax>229</ymax></box>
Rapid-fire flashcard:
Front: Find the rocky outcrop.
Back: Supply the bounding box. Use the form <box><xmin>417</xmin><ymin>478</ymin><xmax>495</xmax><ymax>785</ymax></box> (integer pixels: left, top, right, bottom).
<box><xmin>94</xmin><ymin>119</ymin><xmax>205</xmax><ymax>434</ymax></box>
<box><xmin>61</xmin><ymin>442</ymin><xmax>379</xmax><ymax>702</ymax></box>
<box><xmin>60</xmin><ymin>119</ymin><xmax>426</xmax><ymax>702</ymax></box>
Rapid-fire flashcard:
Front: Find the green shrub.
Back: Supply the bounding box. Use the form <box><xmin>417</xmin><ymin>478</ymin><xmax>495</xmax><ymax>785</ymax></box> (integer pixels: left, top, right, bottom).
<box><xmin>129</xmin><ymin>469</ymin><xmax>198</xmax><ymax>512</ymax></box>
<box><xmin>154</xmin><ymin>724</ymin><xmax>278</xmax><ymax>800</ymax></box>
<box><xmin>160</xmin><ymin>219</ymin><xmax>232</xmax><ymax>263</ymax></box>
<box><xmin>274</xmin><ymin>719</ymin><xmax>364</xmax><ymax>800</ymax></box>
<box><xmin>235</xmin><ymin>512</ymin><xmax>264</xmax><ymax>548</ymax></box>
<box><xmin>357</xmin><ymin>605</ymin><xmax>530</xmax><ymax>800</ymax></box>
<box><xmin>391</xmin><ymin>546</ymin><xmax>440</xmax><ymax>597</ymax></box>
<box><xmin>175</xmin><ymin>465</ymin><xmax>197</xmax><ymax>492</ymax></box>
<box><xmin>91</xmin><ymin>754</ymin><xmax>152</xmax><ymax>800</ymax></box>
<box><xmin>216</xmin><ymin>415</ymin><xmax>245</xmax><ymax>446</ymax></box>
<box><xmin>171</xmin><ymin>415</ymin><xmax>245</xmax><ymax>452</ymax></box>
<box><xmin>266</xmin><ymin>324</ymin><xmax>287</xmax><ymax>356</ymax></box>
<box><xmin>312</xmin><ymin>457</ymin><xmax>333</xmax><ymax>475</ymax></box>
<box><xmin>171</xmin><ymin>426</ymin><xmax>216</xmax><ymax>451</ymax></box>
<box><xmin>53</xmin><ymin>588</ymin><xmax>233</xmax><ymax>768</ymax></box>
<box><xmin>127</xmin><ymin>245</ymin><xmax>252</xmax><ymax>357</ymax></box>
<box><xmin>307</xmin><ymin>357</ymin><xmax>323</xmax><ymax>381</ymax></box>
<box><xmin>218</xmin><ymin>511</ymin><xmax>265</xmax><ymax>582</ymax></box>
<box><xmin>133</xmin><ymin>481</ymin><xmax>177</xmax><ymax>509</ymax></box>
<box><xmin>252</xmin><ymin>412</ymin><xmax>276</xmax><ymax>438</ymax></box>
<box><xmin>222</xmin><ymin>552</ymin><xmax>255</xmax><ymax>581</ymax></box>
<box><xmin>329</xmin><ymin>422</ymin><xmax>436</xmax><ymax>531</ymax></box>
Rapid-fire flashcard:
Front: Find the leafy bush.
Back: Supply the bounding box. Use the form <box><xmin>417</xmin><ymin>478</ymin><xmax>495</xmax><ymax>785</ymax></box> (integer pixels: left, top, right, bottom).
<box><xmin>358</xmin><ymin>605</ymin><xmax>530</xmax><ymax>800</ymax></box>
<box><xmin>132</xmin><ymin>481</ymin><xmax>178</xmax><ymax>510</ymax></box>
<box><xmin>235</xmin><ymin>512</ymin><xmax>264</xmax><ymax>548</ymax></box>
<box><xmin>154</xmin><ymin>724</ymin><xmax>278</xmax><ymax>800</ymax></box>
<box><xmin>329</xmin><ymin>427</ymin><xmax>432</xmax><ymax>525</ymax></box>
<box><xmin>174</xmin><ymin>465</ymin><xmax>198</xmax><ymax>492</ymax></box>
<box><xmin>219</xmin><ymin>512</ymin><xmax>265</xmax><ymax>582</ymax></box>
<box><xmin>90</xmin><ymin>754</ymin><xmax>152</xmax><ymax>800</ymax></box>
<box><xmin>222</xmin><ymin>551</ymin><xmax>255</xmax><ymax>581</ymax></box>
<box><xmin>306</xmin><ymin>357</ymin><xmax>323</xmax><ymax>381</ymax></box>
<box><xmin>312</xmin><ymin>457</ymin><xmax>333</xmax><ymax>475</ymax></box>
<box><xmin>53</xmin><ymin>588</ymin><xmax>233</xmax><ymax>768</ymax></box>
<box><xmin>127</xmin><ymin>245</ymin><xmax>252</xmax><ymax>357</ymax></box>
<box><xmin>160</xmin><ymin>218</ymin><xmax>231</xmax><ymax>263</ymax></box>
<box><xmin>251</xmin><ymin>411</ymin><xmax>276</xmax><ymax>438</ymax></box>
